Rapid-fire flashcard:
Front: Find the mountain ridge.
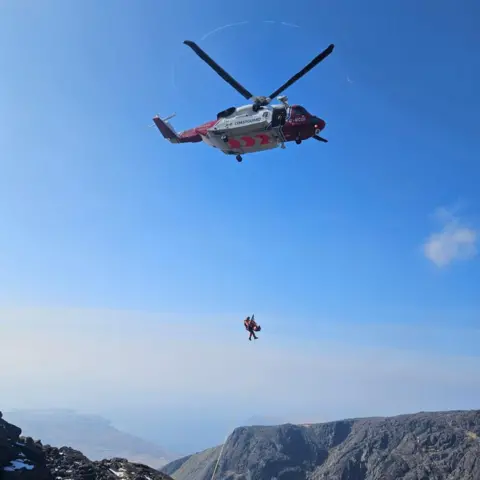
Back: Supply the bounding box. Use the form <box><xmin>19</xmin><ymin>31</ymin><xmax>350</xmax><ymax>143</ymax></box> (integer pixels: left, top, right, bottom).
<box><xmin>162</xmin><ymin>409</ymin><xmax>480</xmax><ymax>480</ymax></box>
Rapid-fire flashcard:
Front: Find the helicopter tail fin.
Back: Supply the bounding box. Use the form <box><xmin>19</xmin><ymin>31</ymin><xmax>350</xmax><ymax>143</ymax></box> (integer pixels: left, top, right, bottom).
<box><xmin>151</xmin><ymin>113</ymin><xmax>203</xmax><ymax>144</ymax></box>
<box><xmin>152</xmin><ymin>114</ymin><xmax>181</xmax><ymax>143</ymax></box>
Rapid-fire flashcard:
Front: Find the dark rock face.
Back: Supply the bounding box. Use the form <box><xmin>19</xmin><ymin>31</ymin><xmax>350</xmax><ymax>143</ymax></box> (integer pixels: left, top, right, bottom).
<box><xmin>0</xmin><ymin>412</ymin><xmax>52</xmax><ymax>480</ymax></box>
<box><xmin>1</xmin><ymin>412</ymin><xmax>174</xmax><ymax>480</ymax></box>
<box><xmin>160</xmin><ymin>455</ymin><xmax>193</xmax><ymax>476</ymax></box>
<box><xmin>162</xmin><ymin>410</ymin><xmax>480</xmax><ymax>480</ymax></box>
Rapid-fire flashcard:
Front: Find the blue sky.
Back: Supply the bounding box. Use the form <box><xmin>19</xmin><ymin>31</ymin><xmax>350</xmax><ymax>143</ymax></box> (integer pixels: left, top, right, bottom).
<box><xmin>1</xmin><ymin>0</ymin><xmax>480</xmax><ymax>454</ymax></box>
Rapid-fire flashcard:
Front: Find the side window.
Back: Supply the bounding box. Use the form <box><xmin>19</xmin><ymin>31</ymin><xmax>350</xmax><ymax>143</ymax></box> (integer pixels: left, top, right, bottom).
<box><xmin>291</xmin><ymin>106</ymin><xmax>308</xmax><ymax>122</ymax></box>
<box><xmin>217</xmin><ymin>106</ymin><xmax>236</xmax><ymax>119</ymax></box>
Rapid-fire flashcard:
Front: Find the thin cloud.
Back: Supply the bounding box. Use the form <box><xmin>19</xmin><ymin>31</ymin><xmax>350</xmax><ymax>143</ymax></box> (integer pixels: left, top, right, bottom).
<box><xmin>280</xmin><ymin>22</ymin><xmax>300</xmax><ymax>28</ymax></box>
<box><xmin>423</xmin><ymin>207</ymin><xmax>477</xmax><ymax>267</ymax></box>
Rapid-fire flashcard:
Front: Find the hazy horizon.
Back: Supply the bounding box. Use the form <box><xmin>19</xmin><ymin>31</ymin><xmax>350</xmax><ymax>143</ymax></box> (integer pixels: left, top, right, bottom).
<box><xmin>2</xmin><ymin>306</ymin><xmax>480</xmax><ymax>453</ymax></box>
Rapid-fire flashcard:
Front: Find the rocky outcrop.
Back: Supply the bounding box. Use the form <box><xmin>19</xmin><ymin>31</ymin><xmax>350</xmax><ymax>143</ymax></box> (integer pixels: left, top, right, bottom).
<box><xmin>43</xmin><ymin>446</ymin><xmax>173</xmax><ymax>480</ymax></box>
<box><xmin>3</xmin><ymin>409</ymin><xmax>174</xmax><ymax>469</ymax></box>
<box><xmin>1</xmin><ymin>411</ymin><xmax>174</xmax><ymax>480</ymax></box>
<box><xmin>162</xmin><ymin>409</ymin><xmax>480</xmax><ymax>480</ymax></box>
<box><xmin>0</xmin><ymin>411</ymin><xmax>52</xmax><ymax>480</ymax></box>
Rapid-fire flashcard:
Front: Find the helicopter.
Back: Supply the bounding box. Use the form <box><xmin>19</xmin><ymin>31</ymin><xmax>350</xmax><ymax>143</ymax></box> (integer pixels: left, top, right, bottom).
<box><xmin>152</xmin><ymin>40</ymin><xmax>334</xmax><ymax>162</ymax></box>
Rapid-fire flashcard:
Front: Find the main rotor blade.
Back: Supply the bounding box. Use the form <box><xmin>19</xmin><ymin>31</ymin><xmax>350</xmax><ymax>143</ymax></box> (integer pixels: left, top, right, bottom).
<box><xmin>267</xmin><ymin>44</ymin><xmax>334</xmax><ymax>101</ymax></box>
<box><xmin>184</xmin><ymin>40</ymin><xmax>255</xmax><ymax>101</ymax></box>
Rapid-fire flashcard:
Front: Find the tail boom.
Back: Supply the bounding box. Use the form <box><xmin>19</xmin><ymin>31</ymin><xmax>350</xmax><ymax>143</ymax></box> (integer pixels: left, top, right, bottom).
<box><xmin>152</xmin><ymin>115</ymin><xmax>202</xmax><ymax>144</ymax></box>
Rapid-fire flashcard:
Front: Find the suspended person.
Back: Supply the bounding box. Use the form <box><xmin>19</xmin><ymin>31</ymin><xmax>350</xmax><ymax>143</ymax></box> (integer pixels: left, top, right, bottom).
<box><xmin>243</xmin><ymin>314</ymin><xmax>261</xmax><ymax>341</ymax></box>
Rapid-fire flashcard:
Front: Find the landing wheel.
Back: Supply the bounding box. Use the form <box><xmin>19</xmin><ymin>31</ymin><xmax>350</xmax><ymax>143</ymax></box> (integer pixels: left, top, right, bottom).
<box><xmin>295</xmin><ymin>138</ymin><xmax>302</xmax><ymax>145</ymax></box>
<box><xmin>236</xmin><ymin>155</ymin><xmax>242</xmax><ymax>162</ymax></box>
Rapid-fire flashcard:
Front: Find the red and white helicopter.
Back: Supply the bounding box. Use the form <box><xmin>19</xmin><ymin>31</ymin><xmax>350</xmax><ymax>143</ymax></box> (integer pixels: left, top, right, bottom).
<box><xmin>152</xmin><ymin>40</ymin><xmax>334</xmax><ymax>162</ymax></box>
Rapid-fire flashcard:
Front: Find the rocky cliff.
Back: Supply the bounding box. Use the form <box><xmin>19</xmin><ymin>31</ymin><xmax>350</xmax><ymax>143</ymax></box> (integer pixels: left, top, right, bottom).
<box><xmin>0</xmin><ymin>411</ymin><xmax>173</xmax><ymax>480</ymax></box>
<box><xmin>162</xmin><ymin>410</ymin><xmax>480</xmax><ymax>480</ymax></box>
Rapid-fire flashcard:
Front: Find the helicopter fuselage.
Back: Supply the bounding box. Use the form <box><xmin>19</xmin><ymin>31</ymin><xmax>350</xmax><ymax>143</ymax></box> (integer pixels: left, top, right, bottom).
<box><xmin>155</xmin><ymin>103</ymin><xmax>326</xmax><ymax>158</ymax></box>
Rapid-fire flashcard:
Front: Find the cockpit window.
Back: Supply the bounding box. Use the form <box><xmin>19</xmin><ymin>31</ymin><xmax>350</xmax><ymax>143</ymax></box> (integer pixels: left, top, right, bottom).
<box><xmin>294</xmin><ymin>106</ymin><xmax>308</xmax><ymax>115</ymax></box>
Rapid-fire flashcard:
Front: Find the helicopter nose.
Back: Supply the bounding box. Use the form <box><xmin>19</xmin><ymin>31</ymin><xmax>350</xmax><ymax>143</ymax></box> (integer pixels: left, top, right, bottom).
<box><xmin>311</xmin><ymin>117</ymin><xmax>326</xmax><ymax>130</ymax></box>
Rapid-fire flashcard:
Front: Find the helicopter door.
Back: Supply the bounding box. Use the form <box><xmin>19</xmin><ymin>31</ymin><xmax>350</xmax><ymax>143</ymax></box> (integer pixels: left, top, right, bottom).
<box><xmin>271</xmin><ymin>106</ymin><xmax>287</xmax><ymax>128</ymax></box>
